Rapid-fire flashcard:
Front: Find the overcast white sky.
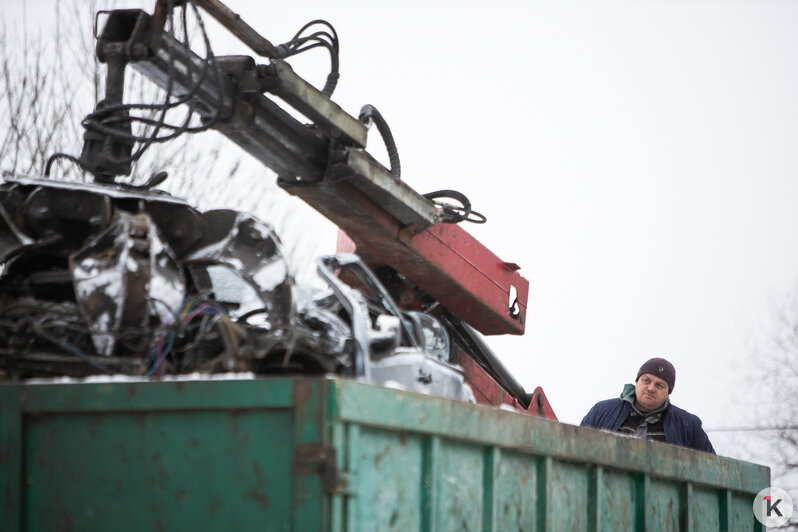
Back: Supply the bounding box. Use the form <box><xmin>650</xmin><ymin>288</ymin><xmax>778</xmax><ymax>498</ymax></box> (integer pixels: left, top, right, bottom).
<box><xmin>8</xmin><ymin>0</ymin><xmax>798</xmax><ymax>463</ymax></box>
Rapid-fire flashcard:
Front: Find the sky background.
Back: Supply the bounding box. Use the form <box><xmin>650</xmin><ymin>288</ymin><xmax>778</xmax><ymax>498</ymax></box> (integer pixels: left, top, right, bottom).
<box><xmin>7</xmin><ymin>0</ymin><xmax>798</xmax><ymax>468</ymax></box>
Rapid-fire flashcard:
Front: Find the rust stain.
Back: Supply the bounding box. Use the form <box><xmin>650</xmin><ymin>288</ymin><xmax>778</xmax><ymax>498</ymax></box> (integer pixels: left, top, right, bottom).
<box><xmin>118</xmin><ymin>442</ymin><xmax>130</xmax><ymax>464</ymax></box>
<box><xmin>149</xmin><ymin>451</ymin><xmax>170</xmax><ymax>481</ymax></box>
<box><xmin>88</xmin><ymin>414</ymin><xmax>104</xmax><ymax>438</ymax></box>
<box><xmin>210</xmin><ymin>496</ymin><xmax>223</xmax><ymax>517</ymax></box>
<box><xmin>374</xmin><ymin>444</ymin><xmax>390</xmax><ymax>468</ymax></box>
<box><xmin>398</xmin><ymin>431</ymin><xmax>407</xmax><ymax>446</ymax></box>
<box><xmin>249</xmin><ymin>489</ymin><xmax>269</xmax><ymax>508</ymax></box>
<box><xmin>228</xmin><ymin>408</ymin><xmax>247</xmax><ymax>438</ymax></box>
<box><xmin>237</xmin><ymin>428</ymin><xmax>252</xmax><ymax>445</ymax></box>
<box><xmin>229</xmin><ymin>408</ymin><xmax>246</xmax><ymax>418</ymax></box>
<box><xmin>252</xmin><ymin>460</ymin><xmax>266</xmax><ymax>487</ymax></box>
<box><xmin>174</xmin><ymin>489</ymin><xmax>186</xmax><ymax>502</ymax></box>
<box><xmin>187</xmin><ymin>438</ymin><xmax>201</xmax><ymax>448</ymax></box>
<box><xmin>59</xmin><ymin>511</ymin><xmax>73</xmax><ymax>532</ymax></box>
<box><xmin>248</xmin><ymin>460</ymin><xmax>269</xmax><ymax>507</ymax></box>
<box><xmin>292</xmin><ymin>380</ymin><xmax>312</xmax><ymax>410</ymax></box>
<box><xmin>125</xmin><ymin>384</ymin><xmax>138</xmax><ymax>400</ymax></box>
<box><xmin>5</xmin><ymin>486</ymin><xmax>17</xmax><ymax>513</ymax></box>
<box><xmin>294</xmin><ymin>379</ymin><xmax>324</xmax><ymax>438</ymax></box>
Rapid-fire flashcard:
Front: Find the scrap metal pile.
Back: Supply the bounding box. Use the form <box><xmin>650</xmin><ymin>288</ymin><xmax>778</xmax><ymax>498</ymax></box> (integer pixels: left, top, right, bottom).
<box><xmin>0</xmin><ymin>176</ymin><xmax>473</xmax><ymax>401</ymax></box>
<box><xmin>0</xmin><ymin>0</ymin><xmax>540</xmax><ymax>408</ymax></box>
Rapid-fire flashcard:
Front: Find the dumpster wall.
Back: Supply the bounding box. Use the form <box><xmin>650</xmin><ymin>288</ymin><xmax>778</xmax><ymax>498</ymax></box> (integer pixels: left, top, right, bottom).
<box><xmin>330</xmin><ymin>380</ymin><xmax>768</xmax><ymax>531</ymax></box>
<box><xmin>0</xmin><ymin>378</ymin><xmax>768</xmax><ymax>531</ymax></box>
<box><xmin>0</xmin><ymin>379</ymin><xmax>329</xmax><ymax>531</ymax></box>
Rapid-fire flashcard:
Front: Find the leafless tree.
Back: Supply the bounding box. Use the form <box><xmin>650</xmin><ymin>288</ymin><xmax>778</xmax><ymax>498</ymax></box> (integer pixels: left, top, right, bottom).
<box><xmin>0</xmin><ymin>0</ymin><xmax>325</xmax><ymax>278</ymax></box>
<box><xmin>744</xmin><ymin>286</ymin><xmax>798</xmax><ymax>527</ymax></box>
<box><xmin>0</xmin><ymin>14</ymin><xmax>79</xmax><ymax>178</ymax></box>
<box><xmin>0</xmin><ymin>1</ymin><xmax>243</xmax><ymax>184</ymax></box>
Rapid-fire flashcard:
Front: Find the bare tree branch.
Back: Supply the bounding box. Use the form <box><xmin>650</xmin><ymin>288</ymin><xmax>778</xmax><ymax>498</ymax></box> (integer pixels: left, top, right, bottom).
<box><xmin>0</xmin><ymin>0</ymin><xmax>321</xmax><ymax>277</ymax></box>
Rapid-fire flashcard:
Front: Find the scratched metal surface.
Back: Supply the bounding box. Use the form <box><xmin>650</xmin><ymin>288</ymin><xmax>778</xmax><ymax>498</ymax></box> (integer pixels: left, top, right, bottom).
<box><xmin>0</xmin><ymin>378</ymin><xmax>319</xmax><ymax>531</ymax></box>
<box><xmin>23</xmin><ymin>410</ymin><xmax>294</xmax><ymax>530</ymax></box>
<box><xmin>331</xmin><ymin>379</ymin><xmax>769</xmax><ymax>532</ymax></box>
<box><xmin>0</xmin><ymin>378</ymin><xmax>770</xmax><ymax>531</ymax></box>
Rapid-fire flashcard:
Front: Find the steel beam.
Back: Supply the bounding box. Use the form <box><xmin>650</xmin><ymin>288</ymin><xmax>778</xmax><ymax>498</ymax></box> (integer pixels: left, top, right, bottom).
<box><xmin>114</xmin><ymin>8</ymin><xmax>528</xmax><ymax>334</ymax></box>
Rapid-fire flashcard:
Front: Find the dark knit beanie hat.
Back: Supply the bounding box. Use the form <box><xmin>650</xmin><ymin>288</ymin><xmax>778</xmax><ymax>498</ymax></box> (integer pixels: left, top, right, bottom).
<box><xmin>636</xmin><ymin>357</ymin><xmax>675</xmax><ymax>393</ymax></box>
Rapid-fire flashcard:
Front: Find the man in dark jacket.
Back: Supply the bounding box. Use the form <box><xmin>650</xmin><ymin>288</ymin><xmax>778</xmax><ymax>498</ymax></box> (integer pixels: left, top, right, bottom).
<box><xmin>580</xmin><ymin>357</ymin><xmax>715</xmax><ymax>453</ymax></box>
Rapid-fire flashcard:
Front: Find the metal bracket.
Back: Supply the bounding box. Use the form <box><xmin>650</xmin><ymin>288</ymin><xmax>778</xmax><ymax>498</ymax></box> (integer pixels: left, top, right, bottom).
<box><xmin>295</xmin><ymin>443</ymin><xmax>352</xmax><ymax>495</ymax></box>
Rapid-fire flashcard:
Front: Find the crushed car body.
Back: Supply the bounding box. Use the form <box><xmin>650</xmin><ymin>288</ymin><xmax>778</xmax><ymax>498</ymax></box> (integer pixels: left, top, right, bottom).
<box><xmin>0</xmin><ymin>175</ymin><xmax>474</xmax><ymax>402</ymax></box>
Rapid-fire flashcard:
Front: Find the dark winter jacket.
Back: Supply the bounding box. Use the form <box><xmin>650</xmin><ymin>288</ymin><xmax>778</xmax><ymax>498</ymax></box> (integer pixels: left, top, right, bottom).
<box><xmin>580</xmin><ymin>392</ymin><xmax>715</xmax><ymax>453</ymax></box>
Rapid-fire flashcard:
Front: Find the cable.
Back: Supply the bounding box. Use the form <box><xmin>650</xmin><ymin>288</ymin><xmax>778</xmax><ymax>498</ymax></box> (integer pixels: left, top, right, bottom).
<box><xmin>46</xmin><ymin>0</ymin><xmax>225</xmax><ymax>181</ymax></box>
<box><xmin>276</xmin><ymin>20</ymin><xmax>340</xmax><ymax>96</ymax></box>
<box><xmin>31</xmin><ymin>320</ymin><xmax>114</xmax><ymax>373</ymax></box>
<box><xmin>359</xmin><ymin>104</ymin><xmax>401</xmax><ymax>179</ymax></box>
<box><xmin>82</xmin><ymin>1</ymin><xmax>224</xmax><ymax>146</ymax></box>
<box><xmin>422</xmin><ymin>189</ymin><xmax>487</xmax><ymax>224</ymax></box>
<box><xmin>44</xmin><ymin>152</ymin><xmax>91</xmax><ymax>177</ymax></box>
<box><xmin>126</xmin><ymin>171</ymin><xmax>169</xmax><ymax>190</ymax></box>
<box><xmin>146</xmin><ymin>298</ymin><xmax>224</xmax><ymax>375</ymax></box>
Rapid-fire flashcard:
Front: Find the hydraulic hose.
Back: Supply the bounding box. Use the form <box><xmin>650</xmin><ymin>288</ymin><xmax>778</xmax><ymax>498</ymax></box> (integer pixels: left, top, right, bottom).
<box><xmin>359</xmin><ymin>104</ymin><xmax>401</xmax><ymax>179</ymax></box>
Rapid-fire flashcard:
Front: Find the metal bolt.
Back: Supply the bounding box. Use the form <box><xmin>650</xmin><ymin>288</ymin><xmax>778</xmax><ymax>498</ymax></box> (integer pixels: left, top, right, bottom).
<box><xmin>130</xmin><ymin>43</ymin><xmax>148</xmax><ymax>60</ymax></box>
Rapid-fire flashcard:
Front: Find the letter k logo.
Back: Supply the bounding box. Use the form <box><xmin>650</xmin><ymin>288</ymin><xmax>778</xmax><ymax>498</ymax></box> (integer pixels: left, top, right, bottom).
<box><xmin>754</xmin><ymin>488</ymin><xmax>793</xmax><ymax>526</ymax></box>
<box><xmin>764</xmin><ymin>495</ymin><xmax>783</xmax><ymax>517</ymax></box>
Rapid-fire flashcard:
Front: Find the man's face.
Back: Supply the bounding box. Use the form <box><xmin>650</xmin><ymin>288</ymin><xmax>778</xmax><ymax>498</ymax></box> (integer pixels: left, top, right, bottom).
<box><xmin>635</xmin><ymin>373</ymin><xmax>670</xmax><ymax>412</ymax></box>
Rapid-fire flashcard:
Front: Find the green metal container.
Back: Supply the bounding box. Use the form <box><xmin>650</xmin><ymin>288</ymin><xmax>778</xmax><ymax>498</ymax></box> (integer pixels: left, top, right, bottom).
<box><xmin>0</xmin><ymin>377</ymin><xmax>767</xmax><ymax>531</ymax></box>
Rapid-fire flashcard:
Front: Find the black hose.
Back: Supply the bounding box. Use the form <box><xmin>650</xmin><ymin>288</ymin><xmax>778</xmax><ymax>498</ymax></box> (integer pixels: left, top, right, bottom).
<box><xmin>126</xmin><ymin>171</ymin><xmax>169</xmax><ymax>190</ymax></box>
<box><xmin>359</xmin><ymin>104</ymin><xmax>401</xmax><ymax>179</ymax></box>
<box><xmin>322</xmin><ymin>72</ymin><xmax>339</xmax><ymax>97</ymax></box>
<box><xmin>276</xmin><ymin>20</ymin><xmax>340</xmax><ymax>97</ymax></box>
<box><xmin>44</xmin><ymin>153</ymin><xmax>90</xmax><ymax>177</ymax></box>
<box><xmin>439</xmin><ymin>310</ymin><xmax>529</xmax><ymax>407</ymax></box>
<box><xmin>423</xmin><ymin>189</ymin><xmax>487</xmax><ymax>224</ymax></box>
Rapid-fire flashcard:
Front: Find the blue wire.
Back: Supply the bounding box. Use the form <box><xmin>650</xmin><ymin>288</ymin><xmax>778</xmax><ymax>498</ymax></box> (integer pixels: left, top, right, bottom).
<box><xmin>145</xmin><ymin>303</ymin><xmax>223</xmax><ymax>376</ymax></box>
<box><xmin>61</xmin><ymin>342</ymin><xmax>113</xmax><ymax>373</ymax></box>
<box><xmin>148</xmin><ymin>331</ymin><xmax>179</xmax><ymax>376</ymax></box>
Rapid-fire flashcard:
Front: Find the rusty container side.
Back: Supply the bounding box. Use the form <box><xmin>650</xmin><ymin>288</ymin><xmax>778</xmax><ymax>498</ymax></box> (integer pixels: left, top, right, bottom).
<box><xmin>1</xmin><ymin>377</ymin><xmax>769</xmax><ymax>531</ymax></box>
<box><xmin>0</xmin><ymin>378</ymin><xmax>328</xmax><ymax>532</ymax></box>
<box><xmin>327</xmin><ymin>379</ymin><xmax>769</xmax><ymax>532</ymax></box>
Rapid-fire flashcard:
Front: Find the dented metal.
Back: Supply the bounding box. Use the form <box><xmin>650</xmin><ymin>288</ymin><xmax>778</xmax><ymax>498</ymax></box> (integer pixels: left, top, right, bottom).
<box><xmin>0</xmin><ymin>202</ymin><xmax>36</xmax><ymax>263</ymax></box>
<box><xmin>315</xmin><ymin>254</ymin><xmax>474</xmax><ymax>402</ymax></box>
<box><xmin>0</xmin><ymin>177</ymin><xmax>475</xmax><ymax>403</ymax></box>
<box><xmin>70</xmin><ymin>210</ymin><xmax>185</xmax><ymax>355</ymax></box>
<box><xmin>184</xmin><ymin>210</ymin><xmax>293</xmax><ymax>330</ymax></box>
